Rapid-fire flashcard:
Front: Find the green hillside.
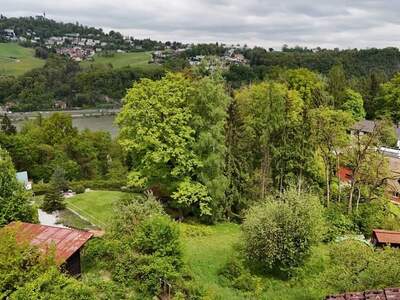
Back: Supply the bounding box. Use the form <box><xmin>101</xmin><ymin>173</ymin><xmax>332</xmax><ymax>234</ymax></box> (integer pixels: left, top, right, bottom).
<box><xmin>81</xmin><ymin>51</ymin><xmax>158</xmax><ymax>70</ymax></box>
<box><xmin>0</xmin><ymin>43</ymin><xmax>45</xmax><ymax>76</ymax></box>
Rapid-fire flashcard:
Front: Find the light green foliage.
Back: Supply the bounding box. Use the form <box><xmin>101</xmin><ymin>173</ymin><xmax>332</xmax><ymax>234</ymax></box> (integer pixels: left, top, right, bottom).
<box><xmin>341</xmin><ymin>89</ymin><xmax>366</xmax><ymax>121</ymax></box>
<box><xmin>0</xmin><ymin>225</ymin><xmax>54</xmax><ymax>298</ymax></box>
<box><xmin>171</xmin><ymin>178</ymin><xmax>212</xmax><ymax>217</ymax></box>
<box><xmin>10</xmin><ymin>267</ymin><xmax>95</xmax><ymax>300</ymax></box>
<box><xmin>283</xmin><ymin>68</ymin><xmax>328</xmax><ymax>107</ymax></box>
<box><xmin>0</xmin><ymin>147</ymin><xmax>36</xmax><ymax>226</ymax></box>
<box><xmin>323</xmin><ymin>240</ymin><xmax>400</xmax><ymax>293</ymax></box>
<box><xmin>310</xmin><ymin>107</ymin><xmax>354</xmax><ymax>205</ymax></box>
<box><xmin>242</xmin><ymin>188</ymin><xmax>324</xmax><ymax>275</ymax></box>
<box><xmin>118</xmin><ymin>72</ymin><xmax>229</xmax><ymax>219</ymax></box>
<box><xmin>376</xmin><ymin>73</ymin><xmax>400</xmax><ymax>125</ymax></box>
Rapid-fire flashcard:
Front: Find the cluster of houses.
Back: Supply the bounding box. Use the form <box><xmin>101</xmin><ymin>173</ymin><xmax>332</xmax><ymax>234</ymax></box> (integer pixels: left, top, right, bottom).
<box><xmin>339</xmin><ymin>120</ymin><xmax>400</xmax><ymax>204</ymax></box>
<box><xmin>151</xmin><ymin>45</ymin><xmax>249</xmax><ymax>67</ymax></box>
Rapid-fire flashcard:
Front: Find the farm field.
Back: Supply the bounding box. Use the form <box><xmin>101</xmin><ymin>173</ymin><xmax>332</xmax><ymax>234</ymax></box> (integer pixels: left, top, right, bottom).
<box><xmin>81</xmin><ymin>51</ymin><xmax>160</xmax><ymax>70</ymax></box>
<box><xmin>0</xmin><ymin>43</ymin><xmax>45</xmax><ymax>76</ymax></box>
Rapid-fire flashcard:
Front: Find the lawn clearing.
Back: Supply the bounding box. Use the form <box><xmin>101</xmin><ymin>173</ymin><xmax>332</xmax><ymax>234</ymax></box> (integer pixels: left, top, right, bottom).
<box><xmin>181</xmin><ymin>223</ymin><xmax>247</xmax><ymax>299</ymax></box>
<box><xmin>181</xmin><ymin>222</ymin><xmax>329</xmax><ymax>299</ymax></box>
<box><xmin>66</xmin><ymin>190</ymin><xmax>126</xmax><ymax>228</ymax></box>
<box><xmin>0</xmin><ymin>43</ymin><xmax>45</xmax><ymax>76</ymax></box>
<box><xmin>81</xmin><ymin>51</ymin><xmax>160</xmax><ymax>70</ymax></box>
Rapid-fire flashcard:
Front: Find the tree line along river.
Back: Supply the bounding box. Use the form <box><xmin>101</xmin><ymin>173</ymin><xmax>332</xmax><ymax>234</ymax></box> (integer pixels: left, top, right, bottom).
<box><xmin>9</xmin><ymin>109</ymin><xmax>119</xmax><ymax>138</ymax></box>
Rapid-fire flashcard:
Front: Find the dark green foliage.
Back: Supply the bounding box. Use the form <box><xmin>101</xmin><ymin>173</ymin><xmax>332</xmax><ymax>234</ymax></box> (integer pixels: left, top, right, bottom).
<box><xmin>71</xmin><ymin>183</ymin><xmax>85</xmax><ymax>194</ymax></box>
<box><xmin>218</xmin><ymin>255</ymin><xmax>259</xmax><ymax>292</ymax></box>
<box><xmin>0</xmin><ymin>114</ymin><xmax>16</xmax><ymax>135</ymax></box>
<box><xmin>41</xmin><ymin>184</ymin><xmax>65</xmax><ymax>213</ymax></box>
<box><xmin>50</xmin><ymin>166</ymin><xmax>68</xmax><ymax>192</ymax></box>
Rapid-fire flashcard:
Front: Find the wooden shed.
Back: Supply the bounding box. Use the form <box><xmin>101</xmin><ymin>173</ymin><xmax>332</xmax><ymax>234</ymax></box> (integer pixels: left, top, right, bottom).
<box><xmin>372</xmin><ymin>229</ymin><xmax>400</xmax><ymax>248</ymax></box>
<box><xmin>6</xmin><ymin>222</ymin><xmax>93</xmax><ymax>276</ymax></box>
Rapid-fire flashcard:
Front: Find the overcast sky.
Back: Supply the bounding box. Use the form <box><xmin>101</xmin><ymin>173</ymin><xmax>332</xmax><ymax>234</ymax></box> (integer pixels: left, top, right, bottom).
<box><xmin>2</xmin><ymin>0</ymin><xmax>400</xmax><ymax>49</ymax></box>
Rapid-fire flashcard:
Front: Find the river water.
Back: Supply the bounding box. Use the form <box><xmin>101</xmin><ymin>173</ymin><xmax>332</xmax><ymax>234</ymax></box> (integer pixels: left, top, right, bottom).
<box><xmin>13</xmin><ymin>114</ymin><xmax>119</xmax><ymax>137</ymax></box>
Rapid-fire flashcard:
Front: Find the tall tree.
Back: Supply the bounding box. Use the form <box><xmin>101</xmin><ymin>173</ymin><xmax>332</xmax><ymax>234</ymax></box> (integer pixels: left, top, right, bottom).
<box><xmin>117</xmin><ymin>73</ymin><xmax>229</xmax><ymax>219</ymax></box>
<box><xmin>327</xmin><ymin>63</ymin><xmax>347</xmax><ymax>107</ymax></box>
<box><xmin>310</xmin><ymin>108</ymin><xmax>354</xmax><ymax>207</ymax></box>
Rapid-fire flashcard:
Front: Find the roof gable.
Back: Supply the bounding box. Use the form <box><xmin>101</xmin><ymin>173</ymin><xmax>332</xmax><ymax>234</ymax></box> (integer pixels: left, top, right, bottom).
<box><xmin>6</xmin><ymin>222</ymin><xmax>92</xmax><ymax>264</ymax></box>
<box><xmin>373</xmin><ymin>229</ymin><xmax>400</xmax><ymax>245</ymax></box>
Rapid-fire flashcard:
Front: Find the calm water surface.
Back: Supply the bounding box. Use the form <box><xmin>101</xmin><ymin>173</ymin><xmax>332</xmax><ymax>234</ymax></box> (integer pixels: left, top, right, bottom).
<box><xmin>14</xmin><ymin>115</ymin><xmax>118</xmax><ymax>137</ymax></box>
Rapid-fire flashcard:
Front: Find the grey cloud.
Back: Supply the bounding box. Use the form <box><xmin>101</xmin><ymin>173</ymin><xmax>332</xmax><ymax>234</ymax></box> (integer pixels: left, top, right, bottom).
<box><xmin>1</xmin><ymin>0</ymin><xmax>400</xmax><ymax>48</ymax></box>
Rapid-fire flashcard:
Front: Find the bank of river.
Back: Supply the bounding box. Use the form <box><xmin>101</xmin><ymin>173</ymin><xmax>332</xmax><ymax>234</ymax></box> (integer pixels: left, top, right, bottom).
<box><xmin>12</xmin><ymin>111</ymin><xmax>119</xmax><ymax>137</ymax></box>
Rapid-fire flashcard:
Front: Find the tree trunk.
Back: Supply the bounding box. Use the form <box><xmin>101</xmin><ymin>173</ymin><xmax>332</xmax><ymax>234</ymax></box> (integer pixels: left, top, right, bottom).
<box><xmin>326</xmin><ymin>164</ymin><xmax>330</xmax><ymax>207</ymax></box>
<box><xmin>348</xmin><ymin>181</ymin><xmax>355</xmax><ymax>214</ymax></box>
<box><xmin>356</xmin><ymin>187</ymin><xmax>361</xmax><ymax>213</ymax></box>
<box><xmin>337</xmin><ymin>155</ymin><xmax>341</xmax><ymax>203</ymax></box>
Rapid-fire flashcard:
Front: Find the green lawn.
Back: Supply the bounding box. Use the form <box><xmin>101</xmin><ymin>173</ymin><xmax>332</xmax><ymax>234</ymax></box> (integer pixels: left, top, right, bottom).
<box><xmin>0</xmin><ymin>43</ymin><xmax>45</xmax><ymax>76</ymax></box>
<box><xmin>182</xmin><ymin>223</ymin><xmax>329</xmax><ymax>300</ymax></box>
<box><xmin>66</xmin><ymin>190</ymin><xmax>126</xmax><ymax>228</ymax></box>
<box><xmin>182</xmin><ymin>223</ymin><xmax>244</xmax><ymax>299</ymax></box>
<box><xmin>81</xmin><ymin>51</ymin><xmax>160</xmax><ymax>70</ymax></box>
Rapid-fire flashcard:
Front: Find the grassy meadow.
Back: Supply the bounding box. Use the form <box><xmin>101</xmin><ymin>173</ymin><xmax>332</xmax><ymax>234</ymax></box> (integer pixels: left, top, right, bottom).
<box><xmin>0</xmin><ymin>43</ymin><xmax>45</xmax><ymax>76</ymax></box>
<box><xmin>81</xmin><ymin>51</ymin><xmax>159</xmax><ymax>70</ymax></box>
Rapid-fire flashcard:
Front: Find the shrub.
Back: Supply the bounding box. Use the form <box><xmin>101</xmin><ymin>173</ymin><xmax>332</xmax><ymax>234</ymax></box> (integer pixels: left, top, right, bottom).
<box><xmin>242</xmin><ymin>188</ymin><xmax>325</xmax><ymax>275</ymax></box>
<box><xmin>113</xmin><ymin>215</ymin><xmax>183</xmax><ymax>298</ymax></box>
<box><xmin>9</xmin><ymin>267</ymin><xmax>95</xmax><ymax>300</ymax></box>
<box><xmin>77</xmin><ymin>179</ymin><xmax>128</xmax><ymax>191</ymax></box>
<box><xmin>109</xmin><ymin>191</ymin><xmax>165</xmax><ymax>238</ymax></box>
<box><xmin>324</xmin><ymin>204</ymin><xmax>358</xmax><ymax>242</ymax></box>
<box><xmin>218</xmin><ymin>256</ymin><xmax>260</xmax><ymax>292</ymax></box>
<box><xmin>69</xmin><ymin>183</ymin><xmax>85</xmax><ymax>194</ymax></box>
<box><xmin>32</xmin><ymin>183</ymin><xmax>50</xmax><ymax>196</ymax></box>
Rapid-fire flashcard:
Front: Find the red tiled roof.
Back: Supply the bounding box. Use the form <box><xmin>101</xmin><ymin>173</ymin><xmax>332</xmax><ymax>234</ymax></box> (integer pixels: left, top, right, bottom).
<box><xmin>6</xmin><ymin>222</ymin><xmax>93</xmax><ymax>264</ymax></box>
<box><xmin>326</xmin><ymin>288</ymin><xmax>400</xmax><ymax>299</ymax></box>
<box><xmin>373</xmin><ymin>229</ymin><xmax>400</xmax><ymax>245</ymax></box>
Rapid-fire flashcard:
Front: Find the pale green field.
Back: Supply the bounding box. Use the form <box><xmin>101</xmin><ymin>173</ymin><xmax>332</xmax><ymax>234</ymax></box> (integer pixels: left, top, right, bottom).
<box><xmin>81</xmin><ymin>51</ymin><xmax>159</xmax><ymax>70</ymax></box>
<box><xmin>0</xmin><ymin>43</ymin><xmax>45</xmax><ymax>76</ymax></box>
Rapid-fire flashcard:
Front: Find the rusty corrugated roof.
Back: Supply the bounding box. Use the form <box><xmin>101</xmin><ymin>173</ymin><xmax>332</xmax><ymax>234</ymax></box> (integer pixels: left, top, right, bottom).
<box><xmin>6</xmin><ymin>222</ymin><xmax>93</xmax><ymax>264</ymax></box>
<box><xmin>326</xmin><ymin>288</ymin><xmax>400</xmax><ymax>299</ymax></box>
<box><xmin>373</xmin><ymin>229</ymin><xmax>400</xmax><ymax>245</ymax></box>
